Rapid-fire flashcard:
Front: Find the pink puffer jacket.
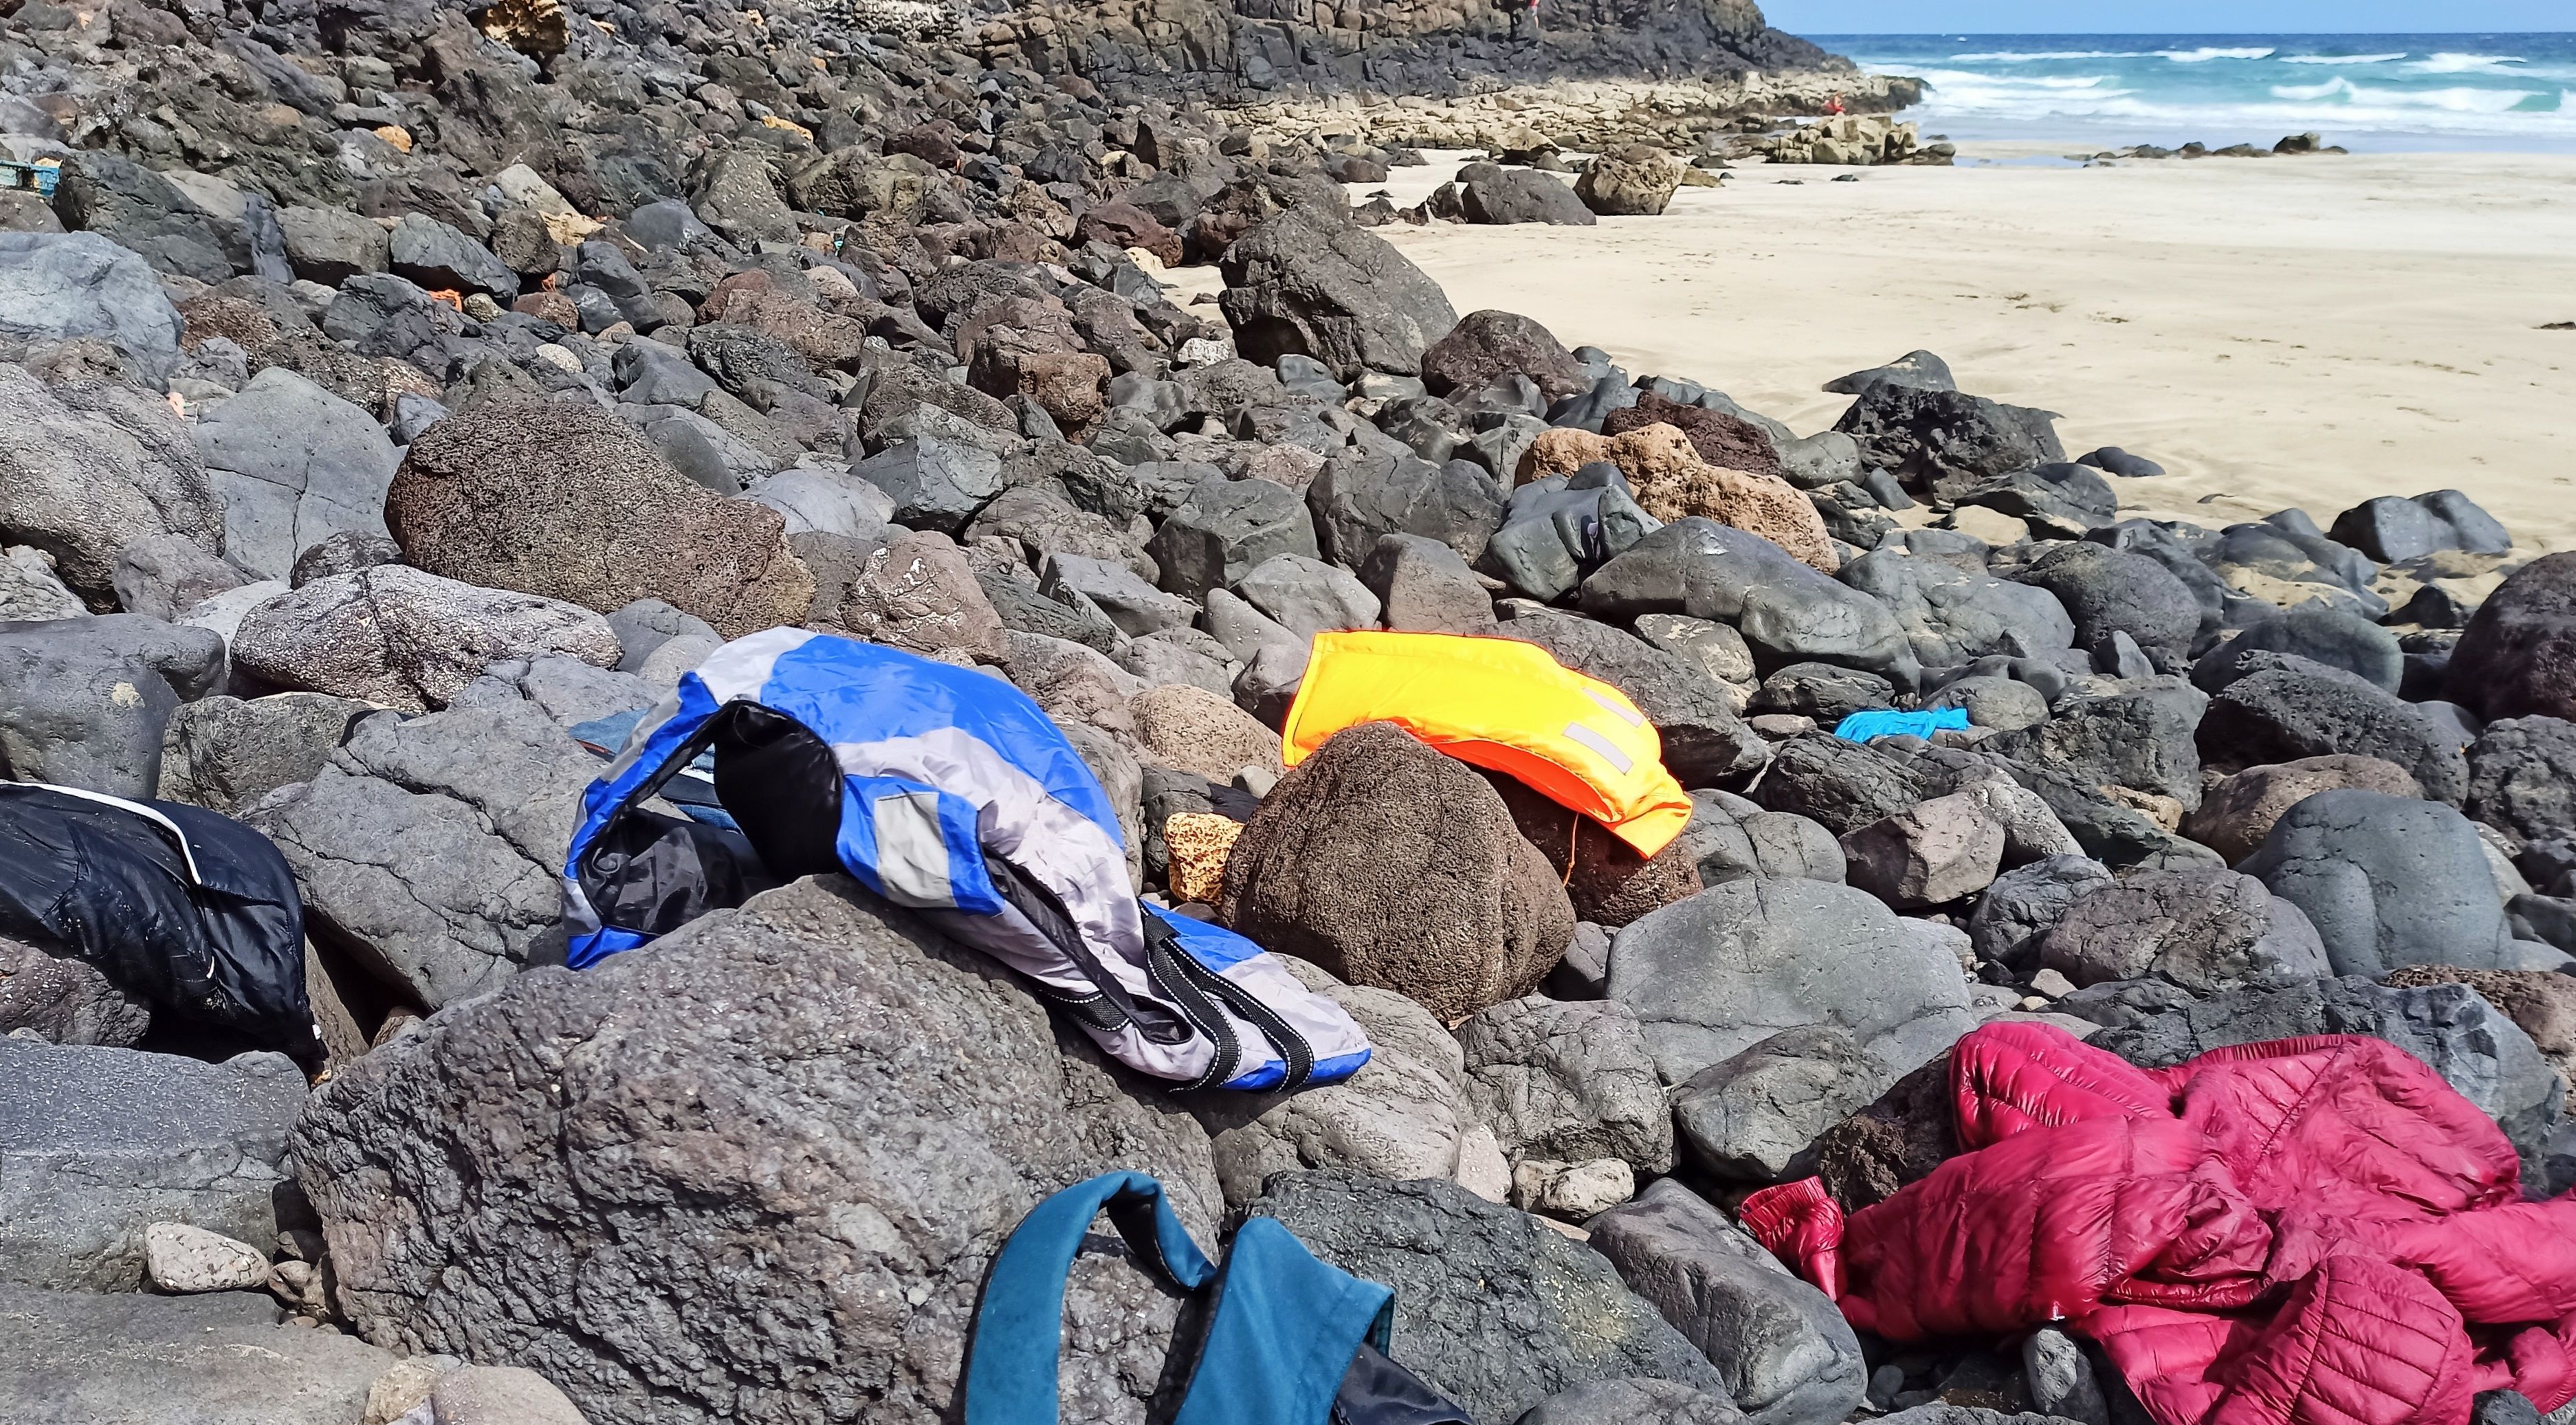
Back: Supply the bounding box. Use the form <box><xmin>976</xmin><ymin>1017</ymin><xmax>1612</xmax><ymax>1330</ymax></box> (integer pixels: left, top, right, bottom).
<box><xmin>1741</xmin><ymin>1021</ymin><xmax>2576</xmax><ymax>1425</ymax></box>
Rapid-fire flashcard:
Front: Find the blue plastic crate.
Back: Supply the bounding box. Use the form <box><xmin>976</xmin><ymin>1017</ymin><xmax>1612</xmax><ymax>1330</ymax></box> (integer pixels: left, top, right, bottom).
<box><xmin>0</xmin><ymin>161</ymin><xmax>61</xmax><ymax>198</ymax></box>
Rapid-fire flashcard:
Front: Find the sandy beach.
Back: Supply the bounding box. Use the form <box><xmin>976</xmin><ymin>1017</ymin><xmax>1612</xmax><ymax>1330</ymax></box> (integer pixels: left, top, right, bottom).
<box><xmin>1175</xmin><ymin>146</ymin><xmax>2576</xmax><ymax>553</ymax></box>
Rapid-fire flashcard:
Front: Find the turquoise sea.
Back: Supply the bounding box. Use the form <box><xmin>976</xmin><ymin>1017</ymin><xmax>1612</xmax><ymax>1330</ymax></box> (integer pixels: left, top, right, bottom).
<box><xmin>1812</xmin><ymin>34</ymin><xmax>2576</xmax><ymax>151</ymax></box>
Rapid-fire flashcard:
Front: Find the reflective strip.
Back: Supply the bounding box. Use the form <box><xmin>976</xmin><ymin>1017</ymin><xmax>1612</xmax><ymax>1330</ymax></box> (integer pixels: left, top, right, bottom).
<box><xmin>1561</xmin><ymin>722</ymin><xmax>1634</xmax><ymax>773</ymax></box>
<box><xmin>870</xmin><ymin>789</ymin><xmax>958</xmax><ymax>907</ymax></box>
<box><xmin>1584</xmin><ymin>688</ymin><xmax>1646</xmax><ymax>727</ymax></box>
<box><xmin>1</xmin><ymin>780</ymin><xmax>201</xmax><ymax>885</ymax></box>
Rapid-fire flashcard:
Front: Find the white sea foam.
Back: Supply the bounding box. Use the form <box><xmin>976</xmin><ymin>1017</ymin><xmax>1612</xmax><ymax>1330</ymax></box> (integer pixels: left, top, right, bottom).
<box><xmin>1838</xmin><ymin>32</ymin><xmax>2576</xmax><ymax>148</ymax></box>
<box><xmin>1949</xmin><ymin>49</ymin><xmax>2153</xmax><ymax>62</ymax></box>
<box><xmin>1896</xmin><ymin>80</ymin><xmax>2575</xmax><ymax>142</ymax></box>
<box><xmin>2353</xmin><ymin>83</ymin><xmax>2544</xmax><ymax>112</ymax></box>
<box><xmin>2158</xmin><ymin>47</ymin><xmax>2277</xmax><ymax>63</ymax></box>
<box><xmin>2267</xmin><ymin>78</ymin><xmax>2546</xmax><ymax>112</ymax></box>
<box><xmin>2410</xmin><ymin>52</ymin><xmax>2527</xmax><ymax>74</ymax></box>
<box><xmin>1918</xmin><ymin>69</ymin><xmax>2118</xmax><ymax>91</ymax></box>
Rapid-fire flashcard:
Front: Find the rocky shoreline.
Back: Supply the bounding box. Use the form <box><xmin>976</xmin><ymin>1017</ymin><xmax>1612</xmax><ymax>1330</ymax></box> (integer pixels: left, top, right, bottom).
<box><xmin>5</xmin><ymin>1</ymin><xmax>2575</xmax><ymax>1424</ymax></box>
<box><xmin>1224</xmin><ymin>71</ymin><xmax>1922</xmax><ymax>159</ymax></box>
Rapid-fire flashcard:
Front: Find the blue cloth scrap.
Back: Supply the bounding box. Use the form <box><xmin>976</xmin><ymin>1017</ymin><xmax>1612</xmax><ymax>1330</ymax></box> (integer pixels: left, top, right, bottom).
<box><xmin>1834</xmin><ymin>707</ymin><xmax>1972</xmax><ymax>743</ymax></box>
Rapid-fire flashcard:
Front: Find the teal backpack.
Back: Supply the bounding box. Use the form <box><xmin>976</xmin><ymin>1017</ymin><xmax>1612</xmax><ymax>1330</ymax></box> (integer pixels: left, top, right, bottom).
<box><xmin>965</xmin><ymin>1172</ymin><xmax>1472</xmax><ymax>1425</ymax></box>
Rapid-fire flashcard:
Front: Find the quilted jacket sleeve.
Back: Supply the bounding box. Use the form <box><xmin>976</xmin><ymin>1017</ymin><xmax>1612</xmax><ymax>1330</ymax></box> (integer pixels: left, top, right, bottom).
<box><xmin>2203</xmin><ymin>1255</ymin><xmax>2478</xmax><ymax>1425</ymax></box>
<box><xmin>1951</xmin><ymin>1020</ymin><xmax>2174</xmax><ymax>1150</ymax></box>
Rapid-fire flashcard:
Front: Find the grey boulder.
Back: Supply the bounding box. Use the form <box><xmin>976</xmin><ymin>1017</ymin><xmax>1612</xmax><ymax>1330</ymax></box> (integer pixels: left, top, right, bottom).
<box><xmin>156</xmin><ymin>692</ymin><xmax>368</xmax><ymax>813</ymax></box>
<box><xmin>0</xmin><ymin>361</ymin><xmax>224</xmax><ymax>601</ymax></box>
<box><xmin>0</xmin><ymin>1039</ymin><xmax>305</xmax><ymax>1291</ymax></box>
<box><xmin>386</xmin><ymin>214</ymin><xmax>518</xmax><ymax>299</ymax></box>
<box><xmin>1968</xmin><ymin>855</ymin><xmax>2115</xmax><ymax>970</ymax></box>
<box><xmin>1236</xmin><ymin>551</ymin><xmax>1383</xmax><ymax>637</ymax></box>
<box><xmin>231</xmin><ymin>564</ymin><xmax>621</xmax><ymax>712</ymax></box>
<box><xmin>1462</xmin><ymin>166</ymin><xmax>1599</xmax><ymax>226</ymax></box>
<box><xmin>0</xmin><ymin>615</ymin><xmax>224</xmax><ymax>798</ymax></box>
<box><xmin>1363</xmin><ymin>531</ymin><xmax>1501</xmax><ymax>634</ymax></box>
<box><xmin>2012</xmin><ymin>542</ymin><xmax>2201</xmax><ymax>661</ymax></box>
<box><xmin>742</xmin><ymin>465</ymin><xmax>894</xmax><ymax>540</ymax></box>
<box><xmin>193</xmin><ymin>367</ymin><xmax>401</xmax><ymax>581</ymax></box>
<box><xmin>1838</xmin><ymin>549</ymin><xmax>2073</xmax><ymax>669</ymax></box>
<box><xmin>2023</xmin><ymin>1328</ymin><xmax>2110</xmax><ymax>1425</ymax></box>
<box><xmin>111</xmin><ymin>530</ymin><xmax>249</xmax><ymax>621</ymax></box>
<box><xmin>1839</xmin><ymin>791</ymin><xmax>2008</xmax><ymax>909</ymax></box>
<box><xmin>1192</xmin><ymin>958</ymin><xmax>1481</xmax><ymax>1205</ymax></box>
<box><xmin>275</xmin><ymin>205</ymin><xmax>391</xmax><ymax>287</ymax></box>
<box><xmin>1308</xmin><ymin>450</ymin><xmax>1507</xmax><ymax>569</ymax></box>
<box><xmin>1608</xmin><ymin>879</ymin><xmax>1978</xmax><ymax>1085</ymax></box>
<box><xmin>0</xmin><ymin>232</ymin><xmax>186</xmax><ymax>386</ymax></box>
<box><xmin>294</xmin><ymin>876</ymin><xmax>1220</xmax><ymax>1425</ymax></box>
<box><xmin>1459</xmin><ymin>996</ymin><xmax>1675</xmax><ymax>1174</ymax></box>
<box><xmin>1250</xmin><ymin>1171</ymin><xmax>1728</xmax><ymax>1424</ymax></box>
<box><xmin>1988</xmin><ymin>683</ymin><xmax>2208</xmax><ymax>812</ymax></box>
<box><xmin>2036</xmin><ymin>868</ymin><xmax>2331</xmax><ymax>995</ymax></box>
<box><xmin>1581</xmin><ymin>520</ymin><xmax>1919</xmax><ymax>691</ymax></box>
<box><xmin>2467</xmin><ymin>717</ymin><xmax>2576</xmax><ymax>846</ymax></box>
<box><xmin>1679</xmin><ymin>789</ymin><xmax>1846</xmax><ymax>887</ymax></box>
<box><xmin>2192</xmin><ymin>605</ymin><xmax>2404</xmax><ymax>695</ymax></box>
<box><xmin>51</xmin><ymin>155</ymin><xmax>232</xmax><ymax>282</ymax></box>
<box><xmin>1832</xmin><ymin>382</ymin><xmax>2062</xmax><ymax>494</ymax></box>
<box><xmin>605</xmin><ymin>599</ymin><xmax>721</xmax><ymax>674</ymax></box>
<box><xmin>0</xmin><ymin>1285</ymin><xmax>396</xmax><ymax>1425</ymax></box>
<box><xmin>2329</xmin><ymin>490</ymin><xmax>2511</xmax><ymax>564</ymax></box>
<box><xmin>1042</xmin><ymin>552</ymin><xmax>1196</xmax><ymax>637</ymax></box>
<box><xmin>849</xmin><ymin>434</ymin><xmax>1006</xmax><ymax>535</ymax></box>
<box><xmin>1218</xmin><ymin>205</ymin><xmax>1460</xmax><ymax>376</ymax></box>
<box><xmin>1148</xmin><ymin>474</ymin><xmax>1321</xmax><ymax>601</ymax></box>
<box><xmin>0</xmin><ymin>544</ymin><xmax>85</xmax><ymax>621</ymax></box>
<box><xmin>2238</xmin><ymin>788</ymin><xmax>2516</xmax><ymax>977</ymax></box>
<box><xmin>1587</xmin><ymin>1179</ymin><xmax>1867</xmax><ymax>1425</ymax></box>
<box><xmin>0</xmin><ymin>932</ymin><xmax>151</xmax><ymax>1048</ymax></box>
<box><xmin>1744</xmin><ymin>733</ymin><xmax>1943</xmax><ymax>836</ymax></box>
<box><xmin>1673</xmin><ymin>1024</ymin><xmax>1895</xmax><ymax>1182</ymax></box>
<box><xmin>244</xmin><ymin>699</ymin><xmax>597</xmax><ymax>1009</ymax></box>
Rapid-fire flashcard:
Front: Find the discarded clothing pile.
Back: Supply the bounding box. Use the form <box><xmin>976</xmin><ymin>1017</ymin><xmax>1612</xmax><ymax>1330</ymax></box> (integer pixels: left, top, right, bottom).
<box><xmin>561</xmin><ymin>628</ymin><xmax>1369</xmax><ymax>1092</ymax></box>
<box><xmin>1743</xmin><ymin>1021</ymin><xmax>2576</xmax><ymax>1425</ymax></box>
<box><xmin>0</xmin><ymin>781</ymin><xmax>316</xmax><ymax>1059</ymax></box>
<box><xmin>1282</xmin><ymin>630</ymin><xmax>1695</xmax><ymax>857</ymax></box>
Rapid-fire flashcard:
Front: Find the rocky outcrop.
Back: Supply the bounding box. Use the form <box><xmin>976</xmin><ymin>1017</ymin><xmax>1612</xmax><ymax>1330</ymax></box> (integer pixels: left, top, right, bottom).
<box><xmin>245</xmin><ymin>699</ymin><xmax>599</xmax><ymax>1010</ymax></box>
<box><xmin>973</xmin><ymin>0</ymin><xmax>1861</xmax><ymax>104</ymax></box>
<box><xmin>294</xmin><ymin>876</ymin><xmax>1221</xmax><ymax>1425</ymax></box>
<box><xmin>0</xmin><ymin>1039</ymin><xmax>307</xmax><ymax>1292</ymax></box>
<box><xmin>0</xmin><ymin>1287</ymin><xmax>397</xmax><ymax>1425</ymax></box>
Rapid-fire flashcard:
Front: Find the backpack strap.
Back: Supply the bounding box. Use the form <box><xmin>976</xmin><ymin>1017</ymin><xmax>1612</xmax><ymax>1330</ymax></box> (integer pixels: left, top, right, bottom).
<box><xmin>1169</xmin><ymin>1217</ymin><xmax>1394</xmax><ymax>1425</ymax></box>
<box><xmin>965</xmin><ymin>1173</ymin><xmax>1398</xmax><ymax>1425</ymax></box>
<box><xmin>964</xmin><ymin>1172</ymin><xmax>1213</xmax><ymax>1425</ymax></box>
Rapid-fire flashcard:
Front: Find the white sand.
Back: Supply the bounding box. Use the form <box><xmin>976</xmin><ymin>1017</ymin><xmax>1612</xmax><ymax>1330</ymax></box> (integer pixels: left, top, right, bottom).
<box><xmin>1172</xmin><ymin>146</ymin><xmax>2576</xmax><ymax>553</ymax></box>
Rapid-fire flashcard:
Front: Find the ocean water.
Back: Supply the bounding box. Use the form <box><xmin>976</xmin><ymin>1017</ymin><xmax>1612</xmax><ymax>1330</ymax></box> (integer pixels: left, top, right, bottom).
<box><xmin>1810</xmin><ymin>34</ymin><xmax>2576</xmax><ymax>152</ymax></box>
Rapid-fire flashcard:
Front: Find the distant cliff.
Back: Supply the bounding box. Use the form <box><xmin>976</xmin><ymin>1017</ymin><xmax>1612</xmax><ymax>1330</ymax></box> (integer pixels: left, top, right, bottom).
<box><xmin>969</xmin><ymin>0</ymin><xmax>1861</xmax><ymax>102</ymax></box>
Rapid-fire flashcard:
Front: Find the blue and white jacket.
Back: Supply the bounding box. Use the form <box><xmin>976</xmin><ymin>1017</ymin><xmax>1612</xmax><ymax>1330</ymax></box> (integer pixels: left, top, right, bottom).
<box><xmin>560</xmin><ymin>628</ymin><xmax>1370</xmax><ymax>1092</ymax></box>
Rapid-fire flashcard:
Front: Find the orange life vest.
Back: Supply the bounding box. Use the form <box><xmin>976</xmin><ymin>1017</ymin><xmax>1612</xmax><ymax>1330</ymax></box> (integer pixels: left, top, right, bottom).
<box><xmin>1279</xmin><ymin>631</ymin><xmax>1694</xmax><ymax>858</ymax></box>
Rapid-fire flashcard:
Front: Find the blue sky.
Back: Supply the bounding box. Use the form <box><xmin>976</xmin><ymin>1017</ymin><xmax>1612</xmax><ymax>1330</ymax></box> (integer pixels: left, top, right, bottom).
<box><xmin>1765</xmin><ymin>0</ymin><xmax>2571</xmax><ymax>31</ymax></box>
